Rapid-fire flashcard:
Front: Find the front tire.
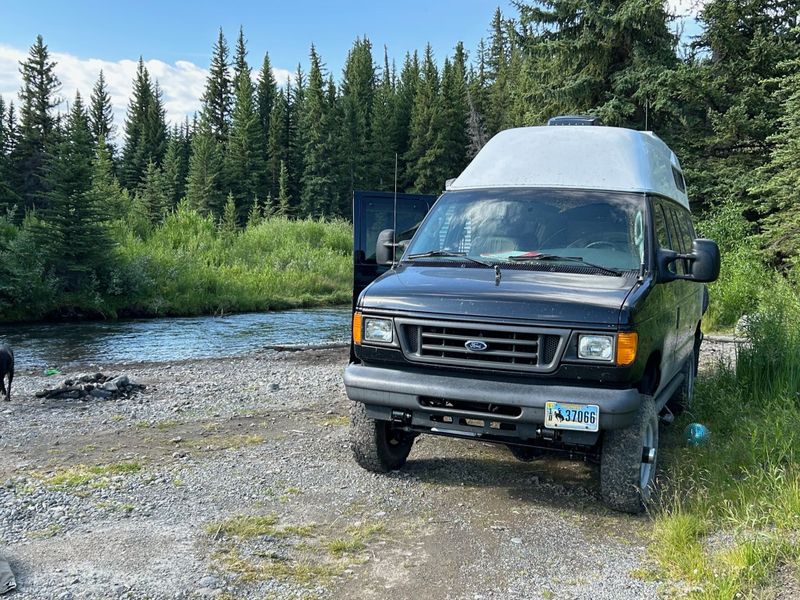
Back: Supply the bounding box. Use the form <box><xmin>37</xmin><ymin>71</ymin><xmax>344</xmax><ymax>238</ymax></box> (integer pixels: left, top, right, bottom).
<box><xmin>600</xmin><ymin>395</ymin><xmax>658</xmax><ymax>514</ymax></box>
<box><xmin>350</xmin><ymin>402</ymin><xmax>413</xmax><ymax>472</ymax></box>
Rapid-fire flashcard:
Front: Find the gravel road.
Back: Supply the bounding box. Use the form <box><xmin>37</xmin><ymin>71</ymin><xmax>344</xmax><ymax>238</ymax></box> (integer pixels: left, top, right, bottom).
<box><xmin>0</xmin><ymin>339</ymin><xmax>736</xmax><ymax>599</ymax></box>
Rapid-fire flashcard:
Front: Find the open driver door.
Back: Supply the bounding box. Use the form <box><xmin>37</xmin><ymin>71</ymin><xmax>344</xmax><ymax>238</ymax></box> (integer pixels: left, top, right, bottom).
<box><xmin>351</xmin><ymin>190</ymin><xmax>436</xmax><ymax>361</ymax></box>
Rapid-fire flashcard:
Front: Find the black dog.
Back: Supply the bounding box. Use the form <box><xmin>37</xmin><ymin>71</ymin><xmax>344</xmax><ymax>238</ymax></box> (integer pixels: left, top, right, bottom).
<box><xmin>0</xmin><ymin>344</ymin><xmax>13</xmax><ymax>402</ymax></box>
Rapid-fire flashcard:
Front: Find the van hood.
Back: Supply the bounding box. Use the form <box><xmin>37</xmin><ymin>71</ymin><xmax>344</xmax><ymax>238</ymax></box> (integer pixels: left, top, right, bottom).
<box><xmin>359</xmin><ymin>265</ymin><xmax>638</xmax><ymax>327</ymax></box>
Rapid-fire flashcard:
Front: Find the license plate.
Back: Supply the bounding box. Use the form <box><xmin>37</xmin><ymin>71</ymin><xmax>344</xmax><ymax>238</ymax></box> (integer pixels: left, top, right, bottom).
<box><xmin>544</xmin><ymin>402</ymin><xmax>599</xmax><ymax>432</ymax></box>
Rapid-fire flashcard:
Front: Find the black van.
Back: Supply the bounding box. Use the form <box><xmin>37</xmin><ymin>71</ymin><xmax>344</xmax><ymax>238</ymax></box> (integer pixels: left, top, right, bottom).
<box><xmin>344</xmin><ymin>123</ymin><xmax>720</xmax><ymax>513</ymax></box>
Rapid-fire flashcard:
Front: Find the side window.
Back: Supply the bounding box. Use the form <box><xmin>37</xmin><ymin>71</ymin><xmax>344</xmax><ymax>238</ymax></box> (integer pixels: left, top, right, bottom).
<box><xmin>672</xmin><ymin>167</ymin><xmax>686</xmax><ymax>193</ymax></box>
<box><xmin>363</xmin><ymin>198</ymin><xmax>430</xmax><ymax>263</ymax></box>
<box><xmin>666</xmin><ymin>207</ymin><xmax>689</xmax><ymax>275</ymax></box>
<box><xmin>653</xmin><ymin>202</ymin><xmax>672</xmax><ymax>250</ymax></box>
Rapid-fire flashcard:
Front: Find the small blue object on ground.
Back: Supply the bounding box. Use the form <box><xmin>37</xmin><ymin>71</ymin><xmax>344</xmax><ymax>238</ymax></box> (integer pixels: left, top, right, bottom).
<box><xmin>684</xmin><ymin>422</ymin><xmax>710</xmax><ymax>446</ymax></box>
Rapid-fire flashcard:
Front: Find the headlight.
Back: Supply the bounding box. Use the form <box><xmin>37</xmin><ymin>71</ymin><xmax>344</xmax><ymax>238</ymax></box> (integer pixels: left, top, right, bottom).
<box><xmin>364</xmin><ymin>317</ymin><xmax>393</xmax><ymax>343</ymax></box>
<box><xmin>578</xmin><ymin>335</ymin><xmax>613</xmax><ymax>361</ymax></box>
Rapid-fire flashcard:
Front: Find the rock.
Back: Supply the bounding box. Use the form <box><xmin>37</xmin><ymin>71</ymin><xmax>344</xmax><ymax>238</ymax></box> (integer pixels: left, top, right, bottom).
<box><xmin>268</xmin><ymin>383</ymin><xmax>280</xmax><ymax>392</ymax></box>
<box><xmin>111</xmin><ymin>375</ymin><xmax>129</xmax><ymax>387</ymax></box>
<box><xmin>197</xmin><ymin>576</ymin><xmax>220</xmax><ymax>588</ymax></box>
<box><xmin>90</xmin><ymin>389</ymin><xmax>112</xmax><ymax>399</ymax></box>
<box><xmin>510</xmin><ymin>537</ymin><xmax>523</xmax><ymax>544</ymax></box>
<box><xmin>101</xmin><ymin>381</ymin><xmax>118</xmax><ymax>392</ymax></box>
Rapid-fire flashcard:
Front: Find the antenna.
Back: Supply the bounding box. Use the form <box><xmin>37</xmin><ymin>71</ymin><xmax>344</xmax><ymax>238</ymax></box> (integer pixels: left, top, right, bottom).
<box><xmin>392</xmin><ymin>152</ymin><xmax>398</xmax><ymax>267</ymax></box>
<box><xmin>645</xmin><ymin>99</ymin><xmax>649</xmax><ymax>131</ymax></box>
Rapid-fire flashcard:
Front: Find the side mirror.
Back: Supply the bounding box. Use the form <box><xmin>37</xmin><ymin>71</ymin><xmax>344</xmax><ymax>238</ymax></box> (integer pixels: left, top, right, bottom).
<box><xmin>376</xmin><ymin>229</ymin><xmax>394</xmax><ymax>265</ymax></box>
<box><xmin>376</xmin><ymin>229</ymin><xmax>408</xmax><ymax>266</ymax></box>
<box><xmin>657</xmin><ymin>238</ymin><xmax>720</xmax><ymax>283</ymax></box>
<box><xmin>689</xmin><ymin>238</ymin><xmax>721</xmax><ymax>282</ymax></box>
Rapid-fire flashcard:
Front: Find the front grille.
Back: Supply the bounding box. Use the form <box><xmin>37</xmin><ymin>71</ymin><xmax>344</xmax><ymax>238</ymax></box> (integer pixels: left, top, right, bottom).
<box><xmin>397</xmin><ymin>319</ymin><xmax>567</xmax><ymax>372</ymax></box>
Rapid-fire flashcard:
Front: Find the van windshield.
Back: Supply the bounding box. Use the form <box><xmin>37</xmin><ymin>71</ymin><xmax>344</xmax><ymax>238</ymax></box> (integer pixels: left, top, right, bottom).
<box><xmin>403</xmin><ymin>189</ymin><xmax>646</xmax><ymax>273</ymax></box>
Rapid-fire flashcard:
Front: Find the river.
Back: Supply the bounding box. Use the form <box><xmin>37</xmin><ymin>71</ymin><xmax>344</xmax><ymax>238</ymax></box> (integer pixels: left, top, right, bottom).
<box><xmin>1</xmin><ymin>307</ymin><xmax>351</xmax><ymax>370</ymax></box>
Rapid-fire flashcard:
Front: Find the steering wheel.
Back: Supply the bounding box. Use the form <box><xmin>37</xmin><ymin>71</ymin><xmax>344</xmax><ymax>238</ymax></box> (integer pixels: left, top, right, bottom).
<box><xmin>567</xmin><ymin>232</ymin><xmax>629</xmax><ymax>250</ymax></box>
<box><xmin>586</xmin><ymin>241</ymin><xmax>618</xmax><ymax>249</ymax></box>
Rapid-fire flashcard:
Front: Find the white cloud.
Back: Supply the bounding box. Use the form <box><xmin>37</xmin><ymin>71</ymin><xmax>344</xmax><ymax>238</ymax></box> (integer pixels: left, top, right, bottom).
<box><xmin>0</xmin><ymin>44</ymin><xmax>292</xmax><ymax>141</ymax></box>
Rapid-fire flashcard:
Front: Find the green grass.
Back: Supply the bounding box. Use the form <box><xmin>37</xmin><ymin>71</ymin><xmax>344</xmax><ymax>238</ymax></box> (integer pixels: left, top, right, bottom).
<box><xmin>652</xmin><ymin>287</ymin><xmax>800</xmax><ymax>597</ymax></box>
<box><xmin>111</xmin><ymin>211</ymin><xmax>352</xmax><ymax>318</ymax></box>
<box><xmin>40</xmin><ymin>461</ymin><xmax>142</xmax><ymax>489</ymax></box>
<box><xmin>0</xmin><ymin>209</ymin><xmax>352</xmax><ymax>322</ymax></box>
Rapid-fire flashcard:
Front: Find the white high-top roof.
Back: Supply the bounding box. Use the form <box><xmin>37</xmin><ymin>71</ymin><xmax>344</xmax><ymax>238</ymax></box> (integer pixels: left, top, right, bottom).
<box><xmin>448</xmin><ymin>126</ymin><xmax>689</xmax><ymax>210</ymax></box>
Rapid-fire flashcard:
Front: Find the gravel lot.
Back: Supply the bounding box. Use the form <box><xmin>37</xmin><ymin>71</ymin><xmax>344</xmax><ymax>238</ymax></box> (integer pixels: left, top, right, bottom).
<box><xmin>0</xmin><ymin>339</ymin><xmax>736</xmax><ymax>599</ymax></box>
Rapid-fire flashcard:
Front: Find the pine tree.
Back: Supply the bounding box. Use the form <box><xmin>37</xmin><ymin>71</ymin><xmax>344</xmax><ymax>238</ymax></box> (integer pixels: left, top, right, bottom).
<box><xmin>368</xmin><ymin>47</ymin><xmax>398</xmax><ymax>191</ymax></box>
<box><xmin>161</xmin><ymin>127</ymin><xmax>185</xmax><ymax>207</ymax></box>
<box><xmin>220</xmin><ymin>192</ymin><xmax>238</xmax><ymax>232</ymax></box>
<box><xmin>404</xmin><ymin>44</ymin><xmax>444</xmax><ymax>193</ymax></box>
<box><xmin>752</xmin><ymin>58</ymin><xmax>800</xmax><ymax>267</ymax></box>
<box><xmin>12</xmin><ymin>35</ymin><xmax>61</xmax><ymax>210</ymax></box>
<box><xmin>137</xmin><ymin>160</ymin><xmax>170</xmax><ymax>222</ymax></box>
<box><xmin>233</xmin><ymin>27</ymin><xmax>249</xmax><ymax>83</ymax></box>
<box><xmin>185</xmin><ymin>119</ymin><xmax>224</xmax><ymax>215</ymax></box>
<box><xmin>120</xmin><ymin>59</ymin><xmax>167</xmax><ymax>189</ymax></box>
<box><xmin>675</xmin><ymin>0</ymin><xmax>800</xmax><ymax>209</ymax></box>
<box><xmin>438</xmin><ymin>42</ymin><xmax>470</xmax><ymax>180</ymax></box>
<box><xmin>246</xmin><ymin>195</ymin><xmax>262</xmax><ymax>228</ymax></box>
<box><xmin>340</xmin><ymin>37</ymin><xmax>376</xmax><ymax>194</ymax></box>
<box><xmin>395</xmin><ymin>52</ymin><xmax>420</xmax><ymax>190</ymax></box>
<box><xmin>266</xmin><ymin>86</ymin><xmax>289</xmax><ymax>201</ymax></box>
<box><xmin>287</xmin><ymin>66</ymin><xmax>306</xmax><ymax>207</ymax></box>
<box><xmin>276</xmin><ymin>159</ymin><xmax>291</xmax><ymax>217</ymax></box>
<box><xmin>90</xmin><ymin>136</ymin><xmax>127</xmax><ymax>220</ymax></box>
<box><xmin>0</xmin><ymin>98</ymin><xmax>20</xmax><ymax>210</ymax></box>
<box><xmin>485</xmin><ymin>8</ymin><xmax>512</xmax><ymax>134</ymax></box>
<box><xmin>89</xmin><ymin>70</ymin><xmax>115</xmax><ymax>155</ymax></box>
<box><xmin>201</xmin><ymin>29</ymin><xmax>233</xmax><ymax>144</ymax></box>
<box><xmin>256</xmin><ymin>52</ymin><xmax>278</xmax><ymax>191</ymax></box>
<box><xmin>225</xmin><ymin>38</ymin><xmax>266</xmax><ymax>222</ymax></box>
<box><xmin>36</xmin><ymin>92</ymin><xmax>113</xmax><ymax>291</ymax></box>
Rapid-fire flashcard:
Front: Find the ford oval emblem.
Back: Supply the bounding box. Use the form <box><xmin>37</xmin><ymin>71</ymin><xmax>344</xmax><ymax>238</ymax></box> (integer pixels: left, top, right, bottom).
<box><xmin>465</xmin><ymin>340</ymin><xmax>489</xmax><ymax>352</ymax></box>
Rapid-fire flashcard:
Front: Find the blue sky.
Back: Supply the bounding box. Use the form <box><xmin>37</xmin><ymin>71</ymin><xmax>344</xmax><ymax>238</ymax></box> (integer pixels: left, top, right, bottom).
<box><xmin>0</xmin><ymin>1</ymin><xmax>704</xmax><ymax>130</ymax></box>
<box><xmin>1</xmin><ymin>1</ymin><xmax>517</xmax><ymax>74</ymax></box>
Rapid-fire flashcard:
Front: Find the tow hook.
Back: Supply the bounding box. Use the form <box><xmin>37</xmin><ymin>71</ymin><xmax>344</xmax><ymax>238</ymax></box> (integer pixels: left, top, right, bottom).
<box><xmin>391</xmin><ymin>409</ymin><xmax>412</xmax><ymax>426</ymax></box>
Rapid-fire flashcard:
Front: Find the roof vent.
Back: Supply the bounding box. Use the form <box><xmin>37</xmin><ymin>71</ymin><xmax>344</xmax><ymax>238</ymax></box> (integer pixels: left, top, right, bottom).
<box><xmin>547</xmin><ymin>115</ymin><xmax>602</xmax><ymax>127</ymax></box>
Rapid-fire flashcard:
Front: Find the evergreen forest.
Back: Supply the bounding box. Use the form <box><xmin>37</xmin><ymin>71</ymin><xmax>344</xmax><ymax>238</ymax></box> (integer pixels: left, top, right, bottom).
<box><xmin>0</xmin><ymin>0</ymin><xmax>798</xmax><ymax>322</ymax></box>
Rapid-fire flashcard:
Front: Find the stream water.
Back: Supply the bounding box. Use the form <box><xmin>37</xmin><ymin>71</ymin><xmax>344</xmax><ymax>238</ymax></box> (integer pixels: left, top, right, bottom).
<box><xmin>1</xmin><ymin>307</ymin><xmax>351</xmax><ymax>370</ymax></box>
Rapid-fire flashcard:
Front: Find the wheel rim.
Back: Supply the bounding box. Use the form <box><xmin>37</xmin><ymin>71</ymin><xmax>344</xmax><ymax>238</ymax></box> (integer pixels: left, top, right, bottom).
<box><xmin>640</xmin><ymin>421</ymin><xmax>656</xmax><ymax>492</ymax></box>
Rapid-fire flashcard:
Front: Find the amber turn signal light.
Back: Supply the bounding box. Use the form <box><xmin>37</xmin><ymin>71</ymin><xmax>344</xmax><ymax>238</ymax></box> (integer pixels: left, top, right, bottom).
<box><xmin>352</xmin><ymin>311</ymin><xmax>363</xmax><ymax>345</ymax></box>
<box><xmin>615</xmin><ymin>332</ymin><xmax>638</xmax><ymax>366</ymax></box>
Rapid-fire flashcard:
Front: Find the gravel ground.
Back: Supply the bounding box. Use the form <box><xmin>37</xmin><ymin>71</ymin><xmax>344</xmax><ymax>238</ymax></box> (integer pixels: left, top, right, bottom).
<box><xmin>0</xmin><ymin>339</ymin><xmax>735</xmax><ymax>600</ymax></box>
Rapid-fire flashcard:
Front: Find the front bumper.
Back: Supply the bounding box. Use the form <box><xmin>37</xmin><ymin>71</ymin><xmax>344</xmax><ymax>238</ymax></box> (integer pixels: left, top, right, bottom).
<box><xmin>344</xmin><ymin>363</ymin><xmax>641</xmax><ymax>440</ymax></box>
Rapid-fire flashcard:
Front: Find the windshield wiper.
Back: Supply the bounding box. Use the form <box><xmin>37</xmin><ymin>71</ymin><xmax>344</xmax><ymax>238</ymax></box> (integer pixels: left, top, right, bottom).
<box><xmin>507</xmin><ymin>253</ymin><xmax>623</xmax><ymax>277</ymax></box>
<box><xmin>405</xmin><ymin>250</ymin><xmax>493</xmax><ymax>268</ymax></box>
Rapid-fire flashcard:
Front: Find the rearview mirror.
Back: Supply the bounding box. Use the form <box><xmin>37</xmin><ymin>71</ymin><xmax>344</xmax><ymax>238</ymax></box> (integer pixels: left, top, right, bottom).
<box><xmin>657</xmin><ymin>238</ymin><xmax>720</xmax><ymax>283</ymax></box>
<box><xmin>376</xmin><ymin>229</ymin><xmax>408</xmax><ymax>266</ymax></box>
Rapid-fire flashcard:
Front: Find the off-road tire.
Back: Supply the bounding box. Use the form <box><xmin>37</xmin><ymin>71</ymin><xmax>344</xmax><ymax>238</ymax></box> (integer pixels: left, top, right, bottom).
<box><xmin>667</xmin><ymin>349</ymin><xmax>696</xmax><ymax>416</ymax></box>
<box><xmin>507</xmin><ymin>444</ymin><xmax>544</xmax><ymax>462</ymax></box>
<box><xmin>600</xmin><ymin>395</ymin><xmax>658</xmax><ymax>514</ymax></box>
<box><xmin>350</xmin><ymin>402</ymin><xmax>413</xmax><ymax>472</ymax></box>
